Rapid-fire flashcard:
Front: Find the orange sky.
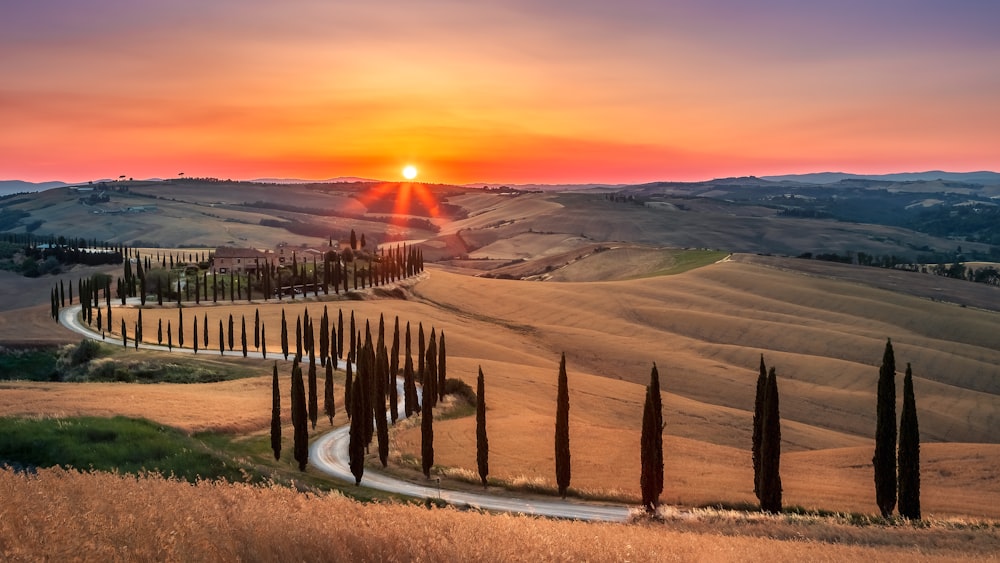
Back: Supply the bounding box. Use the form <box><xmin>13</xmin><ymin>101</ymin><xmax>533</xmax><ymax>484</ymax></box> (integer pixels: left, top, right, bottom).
<box><xmin>2</xmin><ymin>1</ymin><xmax>998</xmax><ymax>185</ymax></box>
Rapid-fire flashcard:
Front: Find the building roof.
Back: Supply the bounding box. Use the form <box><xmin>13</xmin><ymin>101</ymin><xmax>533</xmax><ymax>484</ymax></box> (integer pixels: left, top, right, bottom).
<box><xmin>214</xmin><ymin>246</ymin><xmax>271</xmax><ymax>259</ymax></box>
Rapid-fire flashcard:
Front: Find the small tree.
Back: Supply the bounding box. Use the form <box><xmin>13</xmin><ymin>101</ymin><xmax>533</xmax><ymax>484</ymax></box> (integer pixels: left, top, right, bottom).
<box><xmin>157</xmin><ymin>318</ymin><xmax>163</xmax><ymax>345</ymax></box>
<box><xmin>271</xmin><ymin>362</ymin><xmax>281</xmax><ymax>461</ymax></box>
<box><xmin>241</xmin><ymin>315</ymin><xmax>248</xmax><ymax>357</ymax></box>
<box><xmin>324</xmin><ymin>360</ymin><xmax>335</xmax><ymax>425</ymax></box>
<box><xmin>752</xmin><ymin>354</ymin><xmax>767</xmax><ymax>500</ymax></box>
<box><xmin>476</xmin><ymin>366</ymin><xmax>489</xmax><ymax>488</ymax></box>
<box><xmin>290</xmin><ymin>360</ymin><xmax>308</xmax><ymax>471</ymax></box>
<box><xmin>759</xmin><ymin>367</ymin><xmax>782</xmax><ymax>513</ymax></box>
<box><xmin>898</xmin><ymin>363</ymin><xmax>921</xmax><ymax>520</ymax></box>
<box><xmin>555</xmin><ymin>352</ymin><xmax>571</xmax><ymax>498</ymax></box>
<box><xmin>308</xmin><ymin>349</ymin><xmax>318</xmax><ymax>430</ymax></box>
<box><xmin>640</xmin><ymin>363</ymin><xmax>664</xmax><ymax>513</ymax></box>
<box><xmin>873</xmin><ymin>338</ymin><xmax>897</xmax><ymax>518</ymax></box>
<box><xmin>227</xmin><ymin>314</ymin><xmax>234</xmax><ymax>351</ymax></box>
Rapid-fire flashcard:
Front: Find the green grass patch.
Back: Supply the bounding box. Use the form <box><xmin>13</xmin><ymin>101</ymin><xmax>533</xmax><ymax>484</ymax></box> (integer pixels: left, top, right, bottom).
<box><xmin>0</xmin><ymin>416</ymin><xmax>254</xmax><ymax>483</ymax></box>
<box><xmin>52</xmin><ymin>341</ymin><xmax>261</xmax><ymax>383</ymax></box>
<box><xmin>656</xmin><ymin>249</ymin><xmax>729</xmax><ymax>276</ymax></box>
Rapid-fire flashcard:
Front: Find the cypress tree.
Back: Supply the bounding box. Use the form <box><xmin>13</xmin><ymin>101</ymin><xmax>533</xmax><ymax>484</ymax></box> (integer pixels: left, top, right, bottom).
<box><xmin>555</xmin><ymin>352</ymin><xmax>571</xmax><ymax>498</ymax></box>
<box><xmin>178</xmin><ymin>308</ymin><xmax>184</xmax><ymax>348</ymax></box>
<box><xmin>403</xmin><ymin>321</ymin><xmax>417</xmax><ymax>417</ymax></box>
<box><xmin>241</xmin><ymin>315</ymin><xmax>247</xmax><ymax>357</ymax></box>
<box><xmin>227</xmin><ymin>313</ymin><xmax>234</xmax><ymax>351</ymax></box>
<box><xmin>344</xmin><ymin>355</ymin><xmax>354</xmax><ymax>420</ymax></box>
<box><xmin>389</xmin><ymin>316</ymin><xmax>400</xmax><ymax>423</ymax></box>
<box><xmin>477</xmin><ymin>366</ymin><xmax>489</xmax><ymax>488</ymax></box>
<box><xmin>137</xmin><ymin>309</ymin><xmax>143</xmax><ymax>345</ymax></box>
<box><xmin>290</xmin><ymin>360</ymin><xmax>309</xmax><ymax>471</ymax></box>
<box><xmin>375</xmin><ymin>336</ymin><xmax>390</xmax><ymax>467</ymax></box>
<box><xmin>193</xmin><ymin>316</ymin><xmax>198</xmax><ymax>354</ymax></box>
<box><xmin>873</xmin><ymin>338</ymin><xmax>897</xmax><ymax>518</ymax></box>
<box><xmin>95</xmin><ymin>305</ymin><xmax>102</xmax><ymax>331</ymax></box>
<box><xmin>349</xmin><ymin>376</ymin><xmax>365</xmax><ymax>484</ymax></box>
<box><xmin>157</xmin><ymin>318</ymin><xmax>163</xmax><ymax>345</ymax></box>
<box><xmin>254</xmin><ymin>308</ymin><xmax>260</xmax><ymax>349</ymax></box>
<box><xmin>271</xmin><ymin>362</ymin><xmax>281</xmax><ymax>461</ymax></box>
<box><xmin>121</xmin><ymin>318</ymin><xmax>127</xmax><ymax>347</ymax></box>
<box><xmin>324</xmin><ymin>360</ymin><xmax>335</xmax><ymax>425</ymax></box>
<box><xmin>308</xmin><ymin>349</ymin><xmax>318</xmax><ymax>430</ymax></box>
<box><xmin>320</xmin><ymin>306</ymin><xmax>329</xmax><ymax>367</ymax></box>
<box><xmin>759</xmin><ymin>367</ymin><xmax>782</xmax><ymax>513</ymax></box>
<box><xmin>295</xmin><ymin>316</ymin><xmax>303</xmax><ymax>361</ymax></box>
<box><xmin>640</xmin><ymin>363</ymin><xmax>664</xmax><ymax>513</ymax></box>
<box><xmin>280</xmin><ymin>308</ymin><xmax>289</xmax><ymax>360</ymax></box>
<box><xmin>898</xmin><ymin>363</ymin><xmax>921</xmax><ymax>520</ymax></box>
<box><xmin>348</xmin><ymin>311</ymin><xmax>356</xmax><ymax>362</ymax></box>
<box><xmin>167</xmin><ymin>320</ymin><xmax>172</xmax><ymax>351</ymax></box>
<box><xmin>421</xmin><ymin>354</ymin><xmax>435</xmax><ymax>478</ymax></box>
<box><xmin>337</xmin><ymin>308</ymin><xmax>344</xmax><ymax>359</ymax></box>
<box><xmin>202</xmin><ymin>313</ymin><xmax>208</xmax><ymax>349</ymax></box>
<box><xmin>437</xmin><ymin>331</ymin><xmax>447</xmax><ymax>402</ymax></box>
<box><xmin>425</xmin><ymin>329</ymin><xmax>437</xmax><ymax>408</ymax></box>
<box><xmin>261</xmin><ymin>324</ymin><xmax>267</xmax><ymax>359</ymax></box>
<box><xmin>218</xmin><ymin>319</ymin><xmax>224</xmax><ymax>356</ymax></box>
<box><xmin>752</xmin><ymin>354</ymin><xmax>767</xmax><ymax>500</ymax></box>
<box><xmin>417</xmin><ymin>322</ymin><xmax>425</xmax><ymax>385</ymax></box>
<box><xmin>330</xmin><ymin>323</ymin><xmax>338</xmax><ymax>371</ymax></box>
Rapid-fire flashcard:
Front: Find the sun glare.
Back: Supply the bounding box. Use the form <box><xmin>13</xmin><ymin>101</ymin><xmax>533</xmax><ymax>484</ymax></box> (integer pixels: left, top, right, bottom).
<box><xmin>402</xmin><ymin>165</ymin><xmax>418</xmax><ymax>180</ymax></box>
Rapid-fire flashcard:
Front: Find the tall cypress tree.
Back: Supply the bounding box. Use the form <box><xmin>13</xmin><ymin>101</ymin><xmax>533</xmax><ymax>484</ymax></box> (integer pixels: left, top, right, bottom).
<box><xmin>421</xmin><ymin>356</ymin><xmax>435</xmax><ymax>479</ymax></box>
<box><xmin>375</xmin><ymin>334</ymin><xmax>390</xmax><ymax>467</ymax></box>
<box><xmin>640</xmin><ymin>363</ymin><xmax>664</xmax><ymax>513</ymax></box>
<box><xmin>271</xmin><ymin>362</ymin><xmax>281</xmax><ymax>461</ymax></box>
<box><xmin>158</xmin><ymin>318</ymin><xmax>163</xmax><ymax>345</ymax></box>
<box><xmin>177</xmin><ymin>308</ymin><xmax>184</xmax><ymax>348</ymax></box>
<box><xmin>403</xmin><ymin>321</ymin><xmax>417</xmax><ymax>417</ymax></box>
<box><xmin>555</xmin><ymin>352</ymin><xmax>571</xmax><ymax>498</ymax></box>
<box><xmin>425</xmin><ymin>329</ymin><xmax>437</xmax><ymax>408</ymax></box>
<box><xmin>477</xmin><ymin>366</ymin><xmax>489</xmax><ymax>488</ymax></box>
<box><xmin>349</xmin><ymin>376</ymin><xmax>365</xmax><ymax>484</ymax></box>
<box><xmin>167</xmin><ymin>320</ymin><xmax>172</xmax><ymax>351</ymax></box>
<box><xmin>389</xmin><ymin>316</ymin><xmax>400</xmax><ymax>423</ymax></box>
<box><xmin>898</xmin><ymin>363</ymin><xmax>921</xmax><ymax>520</ymax></box>
<box><xmin>330</xmin><ymin>323</ymin><xmax>338</xmax><ymax>371</ymax></box>
<box><xmin>308</xmin><ymin>349</ymin><xmax>318</xmax><ymax>430</ymax></box>
<box><xmin>752</xmin><ymin>354</ymin><xmax>767</xmax><ymax>500</ymax></box>
<box><xmin>759</xmin><ymin>367</ymin><xmax>782</xmax><ymax>513</ymax></box>
<box><xmin>193</xmin><ymin>315</ymin><xmax>198</xmax><ymax>354</ymax></box>
<box><xmin>873</xmin><ymin>338</ymin><xmax>897</xmax><ymax>518</ymax></box>
<box><xmin>241</xmin><ymin>315</ymin><xmax>247</xmax><ymax>357</ymax></box>
<box><xmin>324</xmin><ymin>360</ymin><xmax>335</xmax><ymax>425</ymax></box>
<box><xmin>337</xmin><ymin>308</ymin><xmax>344</xmax><ymax>359</ymax></box>
<box><xmin>295</xmin><ymin>316</ymin><xmax>303</xmax><ymax>361</ymax></box>
<box><xmin>261</xmin><ymin>324</ymin><xmax>267</xmax><ymax>359</ymax></box>
<box><xmin>227</xmin><ymin>313</ymin><xmax>234</xmax><ymax>351</ymax></box>
<box><xmin>218</xmin><ymin>319</ymin><xmax>224</xmax><ymax>356</ymax></box>
<box><xmin>417</xmin><ymin>322</ymin><xmax>425</xmax><ymax>385</ymax></box>
<box><xmin>203</xmin><ymin>313</ymin><xmax>208</xmax><ymax>349</ymax></box>
<box><xmin>280</xmin><ymin>308</ymin><xmax>289</xmax><ymax>360</ymax></box>
<box><xmin>290</xmin><ymin>360</ymin><xmax>309</xmax><ymax>471</ymax></box>
<box><xmin>320</xmin><ymin>306</ymin><xmax>329</xmax><ymax>367</ymax></box>
<box><xmin>254</xmin><ymin>308</ymin><xmax>260</xmax><ymax>350</ymax></box>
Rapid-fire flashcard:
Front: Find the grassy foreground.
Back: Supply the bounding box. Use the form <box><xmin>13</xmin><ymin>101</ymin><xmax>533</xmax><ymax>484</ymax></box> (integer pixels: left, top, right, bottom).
<box><xmin>2</xmin><ymin>467</ymin><xmax>994</xmax><ymax>562</ymax></box>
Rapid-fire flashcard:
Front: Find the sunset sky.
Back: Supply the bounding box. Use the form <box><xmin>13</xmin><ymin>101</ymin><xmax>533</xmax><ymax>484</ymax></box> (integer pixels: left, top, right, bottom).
<box><xmin>2</xmin><ymin>1</ymin><xmax>998</xmax><ymax>185</ymax></box>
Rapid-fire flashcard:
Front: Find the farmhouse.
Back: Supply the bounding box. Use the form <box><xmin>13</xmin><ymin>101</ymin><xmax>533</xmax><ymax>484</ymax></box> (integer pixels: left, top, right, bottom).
<box><xmin>212</xmin><ymin>246</ymin><xmax>273</xmax><ymax>274</ymax></box>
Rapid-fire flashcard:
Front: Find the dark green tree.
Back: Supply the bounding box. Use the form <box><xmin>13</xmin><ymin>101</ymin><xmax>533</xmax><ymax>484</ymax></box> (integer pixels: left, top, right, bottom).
<box><xmin>261</xmin><ymin>324</ymin><xmax>267</xmax><ymax>359</ymax></box>
<box><xmin>425</xmin><ymin>329</ymin><xmax>437</xmax><ymax>408</ymax></box>
<box><xmin>417</xmin><ymin>322</ymin><xmax>425</xmax><ymax>385</ymax></box>
<box><xmin>320</xmin><ymin>306</ymin><xmax>330</xmax><ymax>367</ymax></box>
<box><xmin>324</xmin><ymin>360</ymin><xmax>335</xmax><ymax>425</ymax></box>
<box><xmin>873</xmin><ymin>338</ymin><xmax>897</xmax><ymax>518</ymax></box>
<box><xmin>308</xmin><ymin>349</ymin><xmax>318</xmax><ymax>430</ymax></box>
<box><xmin>193</xmin><ymin>315</ymin><xmax>198</xmax><ymax>354</ymax></box>
<box><xmin>349</xmin><ymin>376</ymin><xmax>365</xmax><ymax>484</ymax></box>
<box><xmin>167</xmin><ymin>320</ymin><xmax>172</xmax><ymax>351</ymax></box>
<box><xmin>202</xmin><ymin>313</ymin><xmax>208</xmax><ymax>349</ymax></box>
<box><xmin>271</xmin><ymin>362</ymin><xmax>281</xmax><ymax>461</ymax></box>
<box><xmin>389</xmin><ymin>316</ymin><xmax>400</xmax><ymax>423</ymax></box>
<box><xmin>280</xmin><ymin>308</ymin><xmax>289</xmax><ymax>360</ymax></box>
<box><xmin>295</xmin><ymin>316</ymin><xmax>303</xmax><ymax>361</ymax></box>
<box><xmin>254</xmin><ymin>308</ymin><xmax>260</xmax><ymax>350</ymax></box>
<box><xmin>555</xmin><ymin>352</ymin><xmax>571</xmax><ymax>498</ymax></box>
<box><xmin>344</xmin><ymin>356</ymin><xmax>354</xmax><ymax>420</ymax></box>
<box><xmin>241</xmin><ymin>315</ymin><xmax>247</xmax><ymax>357</ymax></box>
<box><xmin>157</xmin><ymin>318</ymin><xmax>163</xmax><ymax>345</ymax></box>
<box><xmin>759</xmin><ymin>367</ymin><xmax>782</xmax><ymax>513</ymax></box>
<box><xmin>403</xmin><ymin>321</ymin><xmax>417</xmax><ymax>417</ymax></box>
<box><xmin>290</xmin><ymin>360</ymin><xmax>309</xmax><ymax>471</ymax></box>
<box><xmin>640</xmin><ymin>363</ymin><xmax>664</xmax><ymax>513</ymax></box>
<box><xmin>227</xmin><ymin>313</ymin><xmax>234</xmax><ymax>351</ymax></box>
<box><xmin>477</xmin><ymin>366</ymin><xmax>489</xmax><ymax>488</ymax></box>
<box><xmin>421</xmin><ymin>353</ymin><xmax>435</xmax><ymax>478</ymax></box>
<box><xmin>752</xmin><ymin>354</ymin><xmax>767</xmax><ymax>500</ymax></box>
<box><xmin>177</xmin><ymin>308</ymin><xmax>184</xmax><ymax>348</ymax></box>
<box><xmin>218</xmin><ymin>319</ymin><xmax>224</xmax><ymax>356</ymax></box>
<box><xmin>898</xmin><ymin>363</ymin><xmax>921</xmax><ymax>520</ymax></box>
<box><xmin>337</xmin><ymin>308</ymin><xmax>344</xmax><ymax>359</ymax></box>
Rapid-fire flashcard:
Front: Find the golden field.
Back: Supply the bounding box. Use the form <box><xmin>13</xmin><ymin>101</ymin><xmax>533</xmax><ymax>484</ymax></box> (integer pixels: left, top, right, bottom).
<box><xmin>1</xmin><ymin>467</ymin><xmax>995</xmax><ymax>562</ymax></box>
<box><xmin>8</xmin><ymin>256</ymin><xmax>1000</xmax><ymax>520</ymax></box>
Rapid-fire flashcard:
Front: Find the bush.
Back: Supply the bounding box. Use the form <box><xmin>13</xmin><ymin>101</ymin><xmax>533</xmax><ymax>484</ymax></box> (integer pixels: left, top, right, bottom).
<box><xmin>443</xmin><ymin>378</ymin><xmax>476</xmax><ymax>406</ymax></box>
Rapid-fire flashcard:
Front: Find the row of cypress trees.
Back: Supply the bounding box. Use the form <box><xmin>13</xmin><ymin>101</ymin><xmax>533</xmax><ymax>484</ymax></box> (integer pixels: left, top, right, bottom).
<box><xmin>874</xmin><ymin>338</ymin><xmax>921</xmax><ymax>519</ymax></box>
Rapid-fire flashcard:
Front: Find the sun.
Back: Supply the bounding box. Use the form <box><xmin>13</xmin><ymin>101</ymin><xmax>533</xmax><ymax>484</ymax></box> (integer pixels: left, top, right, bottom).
<box><xmin>402</xmin><ymin>165</ymin><xmax>418</xmax><ymax>180</ymax></box>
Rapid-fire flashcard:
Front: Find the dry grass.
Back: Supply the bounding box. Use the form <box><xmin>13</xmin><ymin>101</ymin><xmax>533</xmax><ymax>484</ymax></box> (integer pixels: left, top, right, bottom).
<box><xmin>1</xmin><ymin>467</ymin><xmax>992</xmax><ymax>562</ymax></box>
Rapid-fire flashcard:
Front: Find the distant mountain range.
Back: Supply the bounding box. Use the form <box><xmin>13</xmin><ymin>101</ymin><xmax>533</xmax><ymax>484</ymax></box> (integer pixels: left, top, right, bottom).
<box><xmin>761</xmin><ymin>171</ymin><xmax>1000</xmax><ymax>185</ymax></box>
<box><xmin>4</xmin><ymin>171</ymin><xmax>999</xmax><ymax>197</ymax></box>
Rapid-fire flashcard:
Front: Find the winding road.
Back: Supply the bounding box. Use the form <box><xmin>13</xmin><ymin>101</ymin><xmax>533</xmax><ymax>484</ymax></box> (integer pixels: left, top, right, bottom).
<box><xmin>59</xmin><ymin>302</ymin><xmax>632</xmax><ymax>522</ymax></box>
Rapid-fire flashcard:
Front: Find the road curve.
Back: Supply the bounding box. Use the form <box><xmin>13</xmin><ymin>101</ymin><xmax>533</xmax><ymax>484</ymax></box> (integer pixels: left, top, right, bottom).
<box><xmin>59</xmin><ymin>303</ymin><xmax>632</xmax><ymax>522</ymax></box>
